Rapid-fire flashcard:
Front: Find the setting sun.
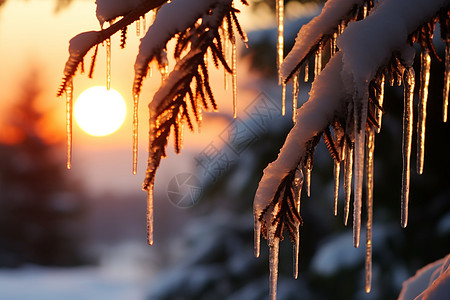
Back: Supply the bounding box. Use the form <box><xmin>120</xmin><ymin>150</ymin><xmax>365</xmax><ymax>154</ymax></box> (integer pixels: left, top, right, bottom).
<box><xmin>74</xmin><ymin>86</ymin><xmax>126</xmax><ymax>136</ymax></box>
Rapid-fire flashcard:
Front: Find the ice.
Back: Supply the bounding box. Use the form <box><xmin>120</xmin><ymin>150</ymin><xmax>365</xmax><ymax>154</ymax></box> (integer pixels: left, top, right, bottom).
<box><xmin>106</xmin><ymin>37</ymin><xmax>111</xmax><ymax>90</ymax></box>
<box><xmin>314</xmin><ymin>43</ymin><xmax>322</xmax><ymax>79</ymax></box>
<box><xmin>281</xmin><ymin>82</ymin><xmax>286</xmax><ymax>116</ymax></box>
<box><xmin>334</xmin><ymin>160</ymin><xmax>340</xmax><ymax>216</ymax></box>
<box><xmin>132</xmin><ymin>92</ymin><xmax>139</xmax><ymax>175</ymax></box>
<box><xmin>401</xmin><ymin>67</ymin><xmax>415</xmax><ymax>228</ymax></box>
<box><xmin>417</xmin><ymin>50</ymin><xmax>431</xmax><ymax>175</ymax></box>
<box><xmin>232</xmin><ymin>40</ymin><xmax>237</xmax><ymax>119</ymax></box>
<box><xmin>344</xmin><ymin>142</ymin><xmax>353</xmax><ymax>226</ymax></box>
<box><xmin>146</xmin><ymin>184</ymin><xmax>154</xmax><ymax>245</ymax></box>
<box><xmin>376</xmin><ymin>74</ymin><xmax>385</xmax><ymax>133</ymax></box>
<box><xmin>136</xmin><ymin>18</ymin><xmax>141</xmax><ymax>36</ymax></box>
<box><xmin>331</xmin><ymin>31</ymin><xmax>337</xmax><ymax>56</ymax></box>
<box><xmin>253</xmin><ymin>213</ymin><xmax>261</xmax><ymax>258</ymax></box>
<box><xmin>269</xmin><ymin>237</ymin><xmax>280</xmax><ymax>300</ymax></box>
<box><xmin>292</xmin><ymin>75</ymin><xmax>299</xmax><ymax>123</ymax></box>
<box><xmin>303</xmin><ymin>61</ymin><xmax>309</xmax><ymax>82</ymax></box>
<box><xmin>444</xmin><ymin>41</ymin><xmax>450</xmax><ymax>122</ymax></box>
<box><xmin>276</xmin><ymin>0</ymin><xmax>284</xmax><ymax>84</ymax></box>
<box><xmin>65</xmin><ymin>79</ymin><xmax>73</xmax><ymax>170</ymax></box>
<box><xmin>293</xmin><ymin>168</ymin><xmax>303</xmax><ymax>279</ymax></box>
<box><xmin>352</xmin><ymin>88</ymin><xmax>369</xmax><ymax>248</ymax></box>
<box><xmin>365</xmin><ymin>128</ymin><xmax>375</xmax><ymax>293</ymax></box>
<box><xmin>304</xmin><ymin>155</ymin><xmax>312</xmax><ymax>197</ymax></box>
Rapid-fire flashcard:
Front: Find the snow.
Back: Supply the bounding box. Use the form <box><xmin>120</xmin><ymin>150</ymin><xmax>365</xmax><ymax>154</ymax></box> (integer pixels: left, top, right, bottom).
<box><xmin>399</xmin><ymin>254</ymin><xmax>450</xmax><ymax>300</ymax></box>
<box><xmin>280</xmin><ymin>0</ymin><xmax>364</xmax><ymax>81</ymax></box>
<box><xmin>96</xmin><ymin>0</ymin><xmax>145</xmax><ymax>26</ymax></box>
<box><xmin>254</xmin><ymin>52</ymin><xmax>345</xmax><ymax>215</ymax></box>
<box><xmin>134</xmin><ymin>0</ymin><xmax>230</xmax><ymax>83</ymax></box>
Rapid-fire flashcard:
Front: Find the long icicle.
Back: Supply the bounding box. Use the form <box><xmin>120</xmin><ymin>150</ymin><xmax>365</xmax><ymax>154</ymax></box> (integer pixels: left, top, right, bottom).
<box><xmin>293</xmin><ymin>168</ymin><xmax>303</xmax><ymax>279</ymax></box>
<box><xmin>376</xmin><ymin>74</ymin><xmax>385</xmax><ymax>133</ymax></box>
<box><xmin>417</xmin><ymin>50</ymin><xmax>431</xmax><ymax>175</ymax></box>
<box><xmin>232</xmin><ymin>38</ymin><xmax>237</xmax><ymax>119</ymax></box>
<box><xmin>304</xmin><ymin>61</ymin><xmax>309</xmax><ymax>82</ymax></box>
<box><xmin>292</xmin><ymin>75</ymin><xmax>299</xmax><ymax>123</ymax></box>
<box><xmin>344</xmin><ymin>141</ymin><xmax>353</xmax><ymax>226</ymax></box>
<box><xmin>353</xmin><ymin>89</ymin><xmax>369</xmax><ymax>248</ymax></box>
<box><xmin>282</xmin><ymin>82</ymin><xmax>286</xmax><ymax>116</ymax></box>
<box><xmin>314</xmin><ymin>42</ymin><xmax>323</xmax><ymax>79</ymax></box>
<box><xmin>269</xmin><ymin>237</ymin><xmax>280</xmax><ymax>300</ymax></box>
<box><xmin>146</xmin><ymin>185</ymin><xmax>154</xmax><ymax>245</ymax></box>
<box><xmin>254</xmin><ymin>214</ymin><xmax>261</xmax><ymax>258</ymax></box>
<box><xmin>401</xmin><ymin>67</ymin><xmax>415</xmax><ymax>228</ymax></box>
<box><xmin>132</xmin><ymin>92</ymin><xmax>139</xmax><ymax>175</ymax></box>
<box><xmin>106</xmin><ymin>37</ymin><xmax>111</xmax><ymax>90</ymax></box>
<box><xmin>65</xmin><ymin>79</ymin><xmax>73</xmax><ymax>170</ymax></box>
<box><xmin>365</xmin><ymin>128</ymin><xmax>375</xmax><ymax>293</ymax></box>
<box><xmin>444</xmin><ymin>41</ymin><xmax>450</xmax><ymax>122</ymax></box>
<box><xmin>334</xmin><ymin>160</ymin><xmax>340</xmax><ymax>216</ymax></box>
<box><xmin>276</xmin><ymin>0</ymin><xmax>284</xmax><ymax>85</ymax></box>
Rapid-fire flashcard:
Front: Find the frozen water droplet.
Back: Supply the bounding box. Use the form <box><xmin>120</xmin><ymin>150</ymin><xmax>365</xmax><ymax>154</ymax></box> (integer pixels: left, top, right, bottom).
<box><xmin>106</xmin><ymin>37</ymin><xmax>111</xmax><ymax>90</ymax></box>
<box><xmin>344</xmin><ymin>142</ymin><xmax>353</xmax><ymax>226</ymax></box>
<box><xmin>65</xmin><ymin>79</ymin><xmax>73</xmax><ymax>170</ymax></box>
<box><xmin>401</xmin><ymin>67</ymin><xmax>415</xmax><ymax>228</ymax></box>
<box><xmin>276</xmin><ymin>0</ymin><xmax>284</xmax><ymax>84</ymax></box>
<box><xmin>443</xmin><ymin>41</ymin><xmax>450</xmax><ymax>122</ymax></box>
<box><xmin>417</xmin><ymin>50</ymin><xmax>430</xmax><ymax>175</ymax></box>
<box><xmin>305</xmin><ymin>156</ymin><xmax>312</xmax><ymax>198</ymax></box>
<box><xmin>133</xmin><ymin>92</ymin><xmax>139</xmax><ymax>175</ymax></box>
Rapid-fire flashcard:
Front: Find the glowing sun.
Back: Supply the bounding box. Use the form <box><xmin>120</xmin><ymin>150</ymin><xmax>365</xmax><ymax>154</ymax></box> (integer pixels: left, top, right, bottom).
<box><xmin>74</xmin><ymin>86</ymin><xmax>126</xmax><ymax>136</ymax></box>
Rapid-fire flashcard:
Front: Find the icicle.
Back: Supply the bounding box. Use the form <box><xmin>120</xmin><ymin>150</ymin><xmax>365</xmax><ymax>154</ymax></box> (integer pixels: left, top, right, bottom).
<box><xmin>232</xmin><ymin>39</ymin><xmax>237</xmax><ymax>119</ymax></box>
<box><xmin>146</xmin><ymin>185</ymin><xmax>154</xmax><ymax>245</ymax></box>
<box><xmin>269</xmin><ymin>237</ymin><xmax>280</xmax><ymax>300</ymax></box>
<box><xmin>314</xmin><ymin>42</ymin><xmax>323</xmax><ymax>79</ymax></box>
<box><xmin>281</xmin><ymin>82</ymin><xmax>286</xmax><ymax>116</ymax></box>
<box><xmin>305</xmin><ymin>156</ymin><xmax>312</xmax><ymax>197</ymax></box>
<box><xmin>443</xmin><ymin>41</ymin><xmax>450</xmax><ymax>122</ymax></box>
<box><xmin>106</xmin><ymin>37</ymin><xmax>111</xmax><ymax>90</ymax></box>
<box><xmin>376</xmin><ymin>74</ymin><xmax>385</xmax><ymax>133</ymax></box>
<box><xmin>334</xmin><ymin>160</ymin><xmax>340</xmax><ymax>216</ymax></box>
<box><xmin>353</xmin><ymin>88</ymin><xmax>369</xmax><ymax>248</ymax></box>
<box><xmin>142</xmin><ymin>15</ymin><xmax>146</xmax><ymax>32</ymax></box>
<box><xmin>344</xmin><ymin>142</ymin><xmax>353</xmax><ymax>226</ymax></box>
<box><xmin>417</xmin><ymin>50</ymin><xmax>431</xmax><ymax>175</ymax></box>
<box><xmin>293</xmin><ymin>168</ymin><xmax>303</xmax><ymax>279</ymax></box>
<box><xmin>331</xmin><ymin>31</ymin><xmax>338</xmax><ymax>56</ymax></box>
<box><xmin>221</xmin><ymin>25</ymin><xmax>229</xmax><ymax>91</ymax></box>
<box><xmin>292</xmin><ymin>75</ymin><xmax>299</xmax><ymax>123</ymax></box>
<box><xmin>304</xmin><ymin>62</ymin><xmax>309</xmax><ymax>82</ymax></box>
<box><xmin>136</xmin><ymin>18</ymin><xmax>141</xmax><ymax>37</ymax></box>
<box><xmin>276</xmin><ymin>0</ymin><xmax>284</xmax><ymax>84</ymax></box>
<box><xmin>401</xmin><ymin>67</ymin><xmax>415</xmax><ymax>228</ymax></box>
<box><xmin>159</xmin><ymin>52</ymin><xmax>169</xmax><ymax>81</ymax></box>
<box><xmin>365</xmin><ymin>128</ymin><xmax>375</xmax><ymax>293</ymax></box>
<box><xmin>177</xmin><ymin>109</ymin><xmax>184</xmax><ymax>151</ymax></box>
<box><xmin>132</xmin><ymin>92</ymin><xmax>139</xmax><ymax>175</ymax></box>
<box><xmin>254</xmin><ymin>215</ymin><xmax>261</xmax><ymax>258</ymax></box>
<box><xmin>65</xmin><ymin>79</ymin><xmax>73</xmax><ymax>170</ymax></box>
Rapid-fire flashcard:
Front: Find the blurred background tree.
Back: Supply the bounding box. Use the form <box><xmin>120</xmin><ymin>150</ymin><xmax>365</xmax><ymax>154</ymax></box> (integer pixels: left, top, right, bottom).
<box><xmin>0</xmin><ymin>69</ymin><xmax>87</xmax><ymax>267</ymax></box>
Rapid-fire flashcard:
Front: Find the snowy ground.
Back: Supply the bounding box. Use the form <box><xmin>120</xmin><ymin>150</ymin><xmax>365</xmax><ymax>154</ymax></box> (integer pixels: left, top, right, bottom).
<box><xmin>0</xmin><ymin>242</ymin><xmax>155</xmax><ymax>300</ymax></box>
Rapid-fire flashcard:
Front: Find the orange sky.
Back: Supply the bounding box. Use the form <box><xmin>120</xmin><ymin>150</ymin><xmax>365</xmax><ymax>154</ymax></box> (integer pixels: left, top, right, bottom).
<box><xmin>0</xmin><ymin>0</ymin><xmax>275</xmax><ymax>196</ymax></box>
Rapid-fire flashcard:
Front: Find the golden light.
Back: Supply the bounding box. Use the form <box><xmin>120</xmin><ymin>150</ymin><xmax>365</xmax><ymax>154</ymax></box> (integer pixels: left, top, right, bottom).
<box><xmin>74</xmin><ymin>86</ymin><xmax>126</xmax><ymax>136</ymax></box>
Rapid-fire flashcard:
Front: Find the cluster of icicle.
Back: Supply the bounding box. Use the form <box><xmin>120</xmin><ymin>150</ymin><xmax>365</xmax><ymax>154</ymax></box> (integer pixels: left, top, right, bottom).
<box><xmin>253</xmin><ymin>0</ymin><xmax>450</xmax><ymax>299</ymax></box>
<box><xmin>57</xmin><ymin>0</ymin><xmax>247</xmax><ymax>246</ymax></box>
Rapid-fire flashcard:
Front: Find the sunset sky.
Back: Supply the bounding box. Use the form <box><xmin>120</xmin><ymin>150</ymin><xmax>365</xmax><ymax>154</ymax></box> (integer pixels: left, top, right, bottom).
<box><xmin>0</xmin><ymin>0</ymin><xmax>281</xmax><ymax>196</ymax></box>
